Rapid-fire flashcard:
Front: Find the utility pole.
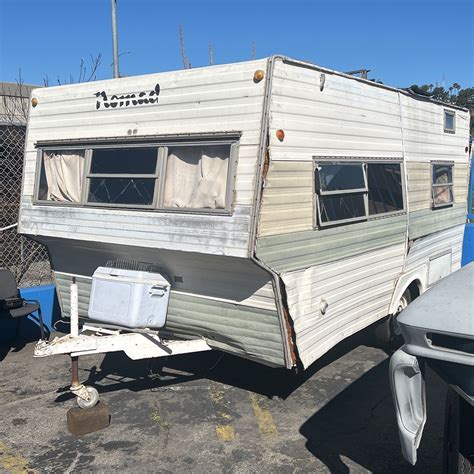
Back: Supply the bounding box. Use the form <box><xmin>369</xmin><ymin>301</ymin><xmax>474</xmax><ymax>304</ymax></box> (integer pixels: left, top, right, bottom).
<box><xmin>111</xmin><ymin>0</ymin><xmax>120</xmax><ymax>78</ymax></box>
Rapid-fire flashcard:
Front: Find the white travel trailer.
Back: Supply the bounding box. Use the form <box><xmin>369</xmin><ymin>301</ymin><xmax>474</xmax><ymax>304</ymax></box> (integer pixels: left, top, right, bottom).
<box><xmin>20</xmin><ymin>56</ymin><xmax>471</xmax><ymax>405</ymax></box>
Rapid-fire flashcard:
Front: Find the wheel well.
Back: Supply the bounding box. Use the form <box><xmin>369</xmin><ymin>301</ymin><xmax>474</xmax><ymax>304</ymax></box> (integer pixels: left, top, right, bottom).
<box><xmin>406</xmin><ymin>280</ymin><xmax>421</xmax><ymax>301</ymax></box>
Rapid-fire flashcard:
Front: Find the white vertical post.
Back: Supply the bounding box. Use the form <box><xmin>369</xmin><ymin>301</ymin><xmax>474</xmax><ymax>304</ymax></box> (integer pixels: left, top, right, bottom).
<box><xmin>70</xmin><ymin>278</ymin><xmax>79</xmax><ymax>338</ymax></box>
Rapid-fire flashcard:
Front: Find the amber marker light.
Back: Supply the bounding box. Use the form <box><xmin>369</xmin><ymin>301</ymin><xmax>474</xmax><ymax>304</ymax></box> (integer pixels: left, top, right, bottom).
<box><xmin>253</xmin><ymin>70</ymin><xmax>264</xmax><ymax>83</ymax></box>
<box><xmin>276</xmin><ymin>129</ymin><xmax>285</xmax><ymax>142</ymax></box>
<box><xmin>31</xmin><ymin>98</ymin><xmax>38</xmax><ymax>107</ymax></box>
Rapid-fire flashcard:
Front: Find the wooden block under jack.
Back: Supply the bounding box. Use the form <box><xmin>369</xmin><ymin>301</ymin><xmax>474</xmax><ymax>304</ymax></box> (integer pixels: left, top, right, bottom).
<box><xmin>67</xmin><ymin>402</ymin><xmax>111</xmax><ymax>436</ymax></box>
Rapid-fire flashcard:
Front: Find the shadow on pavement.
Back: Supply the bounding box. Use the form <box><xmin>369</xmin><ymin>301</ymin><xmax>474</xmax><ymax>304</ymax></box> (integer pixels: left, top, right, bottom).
<box><xmin>299</xmin><ymin>359</ymin><xmax>446</xmax><ymax>474</ymax></box>
<box><xmin>54</xmin><ymin>327</ymin><xmax>381</xmax><ymax>403</ymax></box>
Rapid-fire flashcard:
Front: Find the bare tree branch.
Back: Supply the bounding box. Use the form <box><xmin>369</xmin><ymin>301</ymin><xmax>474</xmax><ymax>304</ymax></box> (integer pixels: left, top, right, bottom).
<box><xmin>53</xmin><ymin>53</ymin><xmax>102</xmax><ymax>85</ymax></box>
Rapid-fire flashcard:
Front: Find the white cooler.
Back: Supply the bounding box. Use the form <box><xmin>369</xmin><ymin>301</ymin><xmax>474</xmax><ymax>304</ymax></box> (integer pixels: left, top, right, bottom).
<box><xmin>88</xmin><ymin>267</ymin><xmax>171</xmax><ymax>329</ymax></box>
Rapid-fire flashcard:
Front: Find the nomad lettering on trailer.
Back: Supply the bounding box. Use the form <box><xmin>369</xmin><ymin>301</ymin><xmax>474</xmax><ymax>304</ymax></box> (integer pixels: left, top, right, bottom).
<box><xmin>94</xmin><ymin>84</ymin><xmax>160</xmax><ymax>110</ymax></box>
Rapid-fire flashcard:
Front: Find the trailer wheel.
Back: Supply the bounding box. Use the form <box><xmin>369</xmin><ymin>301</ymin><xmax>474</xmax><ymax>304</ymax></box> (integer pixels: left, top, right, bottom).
<box><xmin>373</xmin><ymin>288</ymin><xmax>412</xmax><ymax>348</ymax></box>
<box><xmin>443</xmin><ymin>388</ymin><xmax>474</xmax><ymax>473</ymax></box>
<box><xmin>76</xmin><ymin>386</ymin><xmax>99</xmax><ymax>410</ymax></box>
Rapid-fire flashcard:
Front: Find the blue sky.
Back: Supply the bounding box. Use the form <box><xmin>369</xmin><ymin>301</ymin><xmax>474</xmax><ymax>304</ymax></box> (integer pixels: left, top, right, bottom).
<box><xmin>1</xmin><ymin>0</ymin><xmax>473</xmax><ymax>89</ymax></box>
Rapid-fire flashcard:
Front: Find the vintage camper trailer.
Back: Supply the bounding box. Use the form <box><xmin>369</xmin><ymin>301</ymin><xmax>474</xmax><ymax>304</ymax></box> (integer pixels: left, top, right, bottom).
<box><xmin>20</xmin><ymin>56</ymin><xmax>471</xmax><ymax>405</ymax></box>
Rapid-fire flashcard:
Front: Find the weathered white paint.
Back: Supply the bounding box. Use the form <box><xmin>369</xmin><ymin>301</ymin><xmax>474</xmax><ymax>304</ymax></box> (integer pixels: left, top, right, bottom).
<box><xmin>20</xmin><ymin>60</ymin><xmax>269</xmax><ymax>258</ymax></box>
<box><xmin>19</xmin><ymin>56</ymin><xmax>471</xmax><ymax>371</ymax></box>
<box><xmin>281</xmin><ymin>244</ymin><xmax>406</xmax><ymax>368</ymax></box>
<box><xmin>34</xmin><ymin>329</ymin><xmax>212</xmax><ymax>360</ymax></box>
<box><xmin>388</xmin><ymin>224</ymin><xmax>465</xmax><ymax>314</ymax></box>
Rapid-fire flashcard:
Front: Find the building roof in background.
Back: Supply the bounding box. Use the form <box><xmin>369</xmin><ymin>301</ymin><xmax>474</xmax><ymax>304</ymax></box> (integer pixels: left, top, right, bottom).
<box><xmin>0</xmin><ymin>82</ymin><xmax>39</xmax><ymax>98</ymax></box>
<box><xmin>0</xmin><ymin>82</ymin><xmax>40</xmax><ymax>126</ymax></box>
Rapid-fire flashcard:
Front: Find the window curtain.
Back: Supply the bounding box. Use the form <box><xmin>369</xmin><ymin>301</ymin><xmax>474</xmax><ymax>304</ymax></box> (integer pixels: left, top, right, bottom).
<box><xmin>43</xmin><ymin>151</ymin><xmax>85</xmax><ymax>202</ymax></box>
<box><xmin>163</xmin><ymin>146</ymin><xmax>229</xmax><ymax>209</ymax></box>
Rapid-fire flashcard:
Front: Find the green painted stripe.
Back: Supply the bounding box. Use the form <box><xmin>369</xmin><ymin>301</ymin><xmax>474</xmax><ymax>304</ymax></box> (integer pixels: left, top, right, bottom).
<box><xmin>408</xmin><ymin>204</ymin><xmax>467</xmax><ymax>239</ymax></box>
<box><xmin>256</xmin><ymin>214</ymin><xmax>407</xmax><ymax>273</ymax></box>
<box><xmin>54</xmin><ymin>273</ymin><xmax>286</xmax><ymax>367</ymax></box>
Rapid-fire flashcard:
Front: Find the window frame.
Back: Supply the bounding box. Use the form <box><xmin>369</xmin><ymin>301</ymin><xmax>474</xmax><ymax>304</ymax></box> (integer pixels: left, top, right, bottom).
<box><xmin>443</xmin><ymin>110</ymin><xmax>456</xmax><ymax>134</ymax></box>
<box><xmin>83</xmin><ymin>144</ymin><xmax>163</xmax><ymax>210</ymax></box>
<box><xmin>33</xmin><ymin>136</ymin><xmax>239</xmax><ymax>215</ymax></box>
<box><xmin>34</xmin><ymin>146</ymin><xmax>89</xmax><ymax>206</ymax></box>
<box><xmin>431</xmin><ymin>161</ymin><xmax>455</xmax><ymax>209</ymax></box>
<box><xmin>312</xmin><ymin>157</ymin><xmax>406</xmax><ymax>229</ymax></box>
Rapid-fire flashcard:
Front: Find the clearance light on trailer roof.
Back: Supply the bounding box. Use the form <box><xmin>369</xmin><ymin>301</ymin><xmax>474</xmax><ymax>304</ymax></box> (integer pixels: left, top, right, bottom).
<box><xmin>31</xmin><ymin>98</ymin><xmax>38</xmax><ymax>107</ymax></box>
<box><xmin>276</xmin><ymin>129</ymin><xmax>285</xmax><ymax>142</ymax></box>
<box><xmin>253</xmin><ymin>70</ymin><xmax>265</xmax><ymax>83</ymax></box>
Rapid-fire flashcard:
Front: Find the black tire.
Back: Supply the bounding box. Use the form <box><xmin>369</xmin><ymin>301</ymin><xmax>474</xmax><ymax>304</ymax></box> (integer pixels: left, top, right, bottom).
<box><xmin>443</xmin><ymin>387</ymin><xmax>474</xmax><ymax>473</ymax></box>
<box><xmin>373</xmin><ymin>287</ymin><xmax>412</xmax><ymax>348</ymax></box>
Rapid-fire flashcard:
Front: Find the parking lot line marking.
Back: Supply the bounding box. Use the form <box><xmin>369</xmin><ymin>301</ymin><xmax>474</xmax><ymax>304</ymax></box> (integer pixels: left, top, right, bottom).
<box><xmin>215</xmin><ymin>424</ymin><xmax>235</xmax><ymax>442</ymax></box>
<box><xmin>0</xmin><ymin>441</ymin><xmax>36</xmax><ymax>474</ymax></box>
<box><xmin>210</xmin><ymin>383</ymin><xmax>235</xmax><ymax>442</ymax></box>
<box><xmin>249</xmin><ymin>393</ymin><xmax>278</xmax><ymax>437</ymax></box>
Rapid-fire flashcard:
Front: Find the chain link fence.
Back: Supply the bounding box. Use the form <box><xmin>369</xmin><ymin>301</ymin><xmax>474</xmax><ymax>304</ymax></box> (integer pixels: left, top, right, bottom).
<box><xmin>0</xmin><ymin>125</ymin><xmax>52</xmax><ymax>287</ymax></box>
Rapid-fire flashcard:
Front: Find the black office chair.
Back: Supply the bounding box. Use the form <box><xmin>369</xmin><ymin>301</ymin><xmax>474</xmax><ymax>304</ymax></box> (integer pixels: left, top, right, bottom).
<box><xmin>0</xmin><ymin>269</ymin><xmax>47</xmax><ymax>340</ymax></box>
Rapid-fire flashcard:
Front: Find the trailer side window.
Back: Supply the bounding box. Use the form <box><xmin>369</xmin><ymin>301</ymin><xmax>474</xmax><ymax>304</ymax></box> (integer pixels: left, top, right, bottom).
<box><xmin>315</xmin><ymin>163</ymin><xmax>367</xmax><ymax>225</ymax></box>
<box><xmin>163</xmin><ymin>144</ymin><xmax>231</xmax><ymax>210</ymax></box>
<box><xmin>444</xmin><ymin>110</ymin><xmax>455</xmax><ymax>133</ymax></box>
<box><xmin>37</xmin><ymin>150</ymin><xmax>85</xmax><ymax>203</ymax></box>
<box><xmin>87</xmin><ymin>148</ymin><xmax>159</xmax><ymax>206</ymax></box>
<box><xmin>314</xmin><ymin>159</ymin><xmax>404</xmax><ymax>227</ymax></box>
<box><xmin>432</xmin><ymin>163</ymin><xmax>454</xmax><ymax>208</ymax></box>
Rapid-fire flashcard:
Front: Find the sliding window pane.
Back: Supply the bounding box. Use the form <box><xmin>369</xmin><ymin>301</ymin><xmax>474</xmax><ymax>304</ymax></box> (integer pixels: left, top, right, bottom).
<box><xmin>433</xmin><ymin>186</ymin><xmax>454</xmax><ymax>207</ymax></box>
<box><xmin>88</xmin><ymin>178</ymin><xmax>155</xmax><ymax>205</ymax></box>
<box><xmin>318</xmin><ymin>163</ymin><xmax>365</xmax><ymax>192</ymax></box>
<box><xmin>432</xmin><ymin>164</ymin><xmax>453</xmax><ymax>185</ymax></box>
<box><xmin>367</xmin><ymin>163</ymin><xmax>403</xmax><ymax>215</ymax></box>
<box><xmin>319</xmin><ymin>194</ymin><xmax>365</xmax><ymax>223</ymax></box>
<box><xmin>90</xmin><ymin>148</ymin><xmax>158</xmax><ymax>174</ymax></box>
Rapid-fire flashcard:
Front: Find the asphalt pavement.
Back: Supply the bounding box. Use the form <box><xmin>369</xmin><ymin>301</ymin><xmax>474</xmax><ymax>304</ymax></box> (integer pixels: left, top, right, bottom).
<box><xmin>0</xmin><ymin>328</ymin><xmax>446</xmax><ymax>473</ymax></box>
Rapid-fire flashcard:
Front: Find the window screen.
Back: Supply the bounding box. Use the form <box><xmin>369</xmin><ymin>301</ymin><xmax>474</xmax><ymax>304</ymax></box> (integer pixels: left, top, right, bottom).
<box><xmin>367</xmin><ymin>163</ymin><xmax>403</xmax><ymax>215</ymax></box>
<box><xmin>163</xmin><ymin>144</ymin><xmax>231</xmax><ymax>209</ymax></box>
<box><xmin>432</xmin><ymin>163</ymin><xmax>454</xmax><ymax>208</ymax></box>
<box><xmin>87</xmin><ymin>147</ymin><xmax>159</xmax><ymax>206</ymax></box>
<box><xmin>37</xmin><ymin>150</ymin><xmax>85</xmax><ymax>203</ymax></box>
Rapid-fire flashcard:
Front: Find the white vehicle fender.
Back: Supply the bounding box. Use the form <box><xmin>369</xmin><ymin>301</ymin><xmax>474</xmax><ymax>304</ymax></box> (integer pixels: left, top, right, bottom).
<box><xmin>389</xmin><ymin>348</ymin><xmax>427</xmax><ymax>465</ymax></box>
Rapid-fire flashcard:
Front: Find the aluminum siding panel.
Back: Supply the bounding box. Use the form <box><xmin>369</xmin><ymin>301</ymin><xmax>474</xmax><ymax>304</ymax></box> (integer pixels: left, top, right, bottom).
<box><xmin>399</xmin><ymin>93</ymin><xmax>470</xmax><ymax>164</ymax></box>
<box><xmin>55</xmin><ymin>272</ymin><xmax>285</xmax><ymax>367</ymax></box>
<box><xmin>19</xmin><ymin>60</ymin><xmax>269</xmax><ymax>258</ymax></box>
<box><xmin>258</xmin><ymin>160</ymin><xmax>313</xmax><ymax>236</ymax></box>
<box><xmin>409</xmin><ymin>203</ymin><xmax>467</xmax><ymax>240</ymax></box>
<box><xmin>256</xmin><ymin>214</ymin><xmax>407</xmax><ymax>273</ymax></box>
<box><xmin>405</xmin><ymin>224</ymin><xmax>465</xmax><ymax>274</ymax></box>
<box><xmin>281</xmin><ymin>244</ymin><xmax>406</xmax><ymax>368</ymax></box>
<box><xmin>267</xmin><ymin>59</ymin><xmax>404</xmax><ymax>161</ymax></box>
